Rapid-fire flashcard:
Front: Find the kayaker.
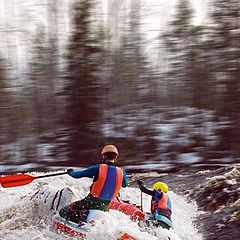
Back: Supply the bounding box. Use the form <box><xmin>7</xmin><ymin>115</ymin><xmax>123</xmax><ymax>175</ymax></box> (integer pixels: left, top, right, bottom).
<box><xmin>59</xmin><ymin>144</ymin><xmax>128</xmax><ymax>223</ymax></box>
<box><xmin>137</xmin><ymin>180</ymin><xmax>172</xmax><ymax>230</ymax></box>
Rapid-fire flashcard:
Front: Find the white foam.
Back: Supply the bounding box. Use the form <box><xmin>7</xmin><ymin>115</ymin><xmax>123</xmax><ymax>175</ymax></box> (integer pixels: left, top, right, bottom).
<box><xmin>0</xmin><ymin>172</ymin><xmax>203</xmax><ymax>240</ymax></box>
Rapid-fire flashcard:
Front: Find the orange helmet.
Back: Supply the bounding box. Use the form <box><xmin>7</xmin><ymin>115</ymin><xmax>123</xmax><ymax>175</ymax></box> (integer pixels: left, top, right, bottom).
<box><xmin>101</xmin><ymin>145</ymin><xmax>119</xmax><ymax>157</ymax></box>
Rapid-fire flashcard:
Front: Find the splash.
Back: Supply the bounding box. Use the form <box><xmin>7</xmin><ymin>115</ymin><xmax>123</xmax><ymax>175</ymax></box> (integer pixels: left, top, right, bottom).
<box><xmin>0</xmin><ymin>172</ymin><xmax>203</xmax><ymax>240</ymax></box>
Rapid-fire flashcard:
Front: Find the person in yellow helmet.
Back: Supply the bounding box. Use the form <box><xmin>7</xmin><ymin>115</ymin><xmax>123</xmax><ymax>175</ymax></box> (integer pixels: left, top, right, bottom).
<box><xmin>59</xmin><ymin>145</ymin><xmax>128</xmax><ymax>223</ymax></box>
<box><xmin>137</xmin><ymin>180</ymin><xmax>172</xmax><ymax>229</ymax></box>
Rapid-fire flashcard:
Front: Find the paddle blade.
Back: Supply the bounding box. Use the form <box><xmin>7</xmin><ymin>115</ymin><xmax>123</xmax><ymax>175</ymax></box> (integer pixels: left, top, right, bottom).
<box><xmin>0</xmin><ymin>174</ymin><xmax>35</xmax><ymax>188</ymax></box>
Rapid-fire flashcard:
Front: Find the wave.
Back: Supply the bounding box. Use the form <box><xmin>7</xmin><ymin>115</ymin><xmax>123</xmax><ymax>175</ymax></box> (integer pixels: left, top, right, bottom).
<box><xmin>0</xmin><ymin>171</ymin><xmax>202</xmax><ymax>240</ymax></box>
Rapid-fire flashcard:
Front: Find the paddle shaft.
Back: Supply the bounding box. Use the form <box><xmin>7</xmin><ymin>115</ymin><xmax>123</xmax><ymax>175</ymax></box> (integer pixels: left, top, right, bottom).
<box><xmin>34</xmin><ymin>171</ymin><xmax>67</xmax><ymax>179</ymax></box>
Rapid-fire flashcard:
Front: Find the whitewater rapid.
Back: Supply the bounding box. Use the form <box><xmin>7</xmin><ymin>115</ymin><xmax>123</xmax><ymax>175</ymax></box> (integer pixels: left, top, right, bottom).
<box><xmin>0</xmin><ymin>171</ymin><xmax>203</xmax><ymax>240</ymax></box>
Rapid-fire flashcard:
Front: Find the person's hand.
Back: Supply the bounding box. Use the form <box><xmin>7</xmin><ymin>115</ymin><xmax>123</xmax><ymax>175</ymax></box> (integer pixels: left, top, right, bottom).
<box><xmin>137</xmin><ymin>179</ymin><xmax>143</xmax><ymax>186</ymax></box>
<box><xmin>67</xmin><ymin>168</ymin><xmax>73</xmax><ymax>175</ymax></box>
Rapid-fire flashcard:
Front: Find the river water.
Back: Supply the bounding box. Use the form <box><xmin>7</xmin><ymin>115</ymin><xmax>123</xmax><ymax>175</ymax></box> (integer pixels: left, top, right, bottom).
<box><xmin>0</xmin><ymin>164</ymin><xmax>239</xmax><ymax>240</ymax></box>
<box><xmin>1</xmin><ymin>105</ymin><xmax>240</xmax><ymax>239</ymax></box>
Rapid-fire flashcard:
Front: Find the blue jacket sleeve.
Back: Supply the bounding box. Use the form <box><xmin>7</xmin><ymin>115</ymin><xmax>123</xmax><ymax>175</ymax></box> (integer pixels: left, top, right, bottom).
<box><xmin>122</xmin><ymin>170</ymin><xmax>128</xmax><ymax>188</ymax></box>
<box><xmin>68</xmin><ymin>165</ymin><xmax>99</xmax><ymax>179</ymax></box>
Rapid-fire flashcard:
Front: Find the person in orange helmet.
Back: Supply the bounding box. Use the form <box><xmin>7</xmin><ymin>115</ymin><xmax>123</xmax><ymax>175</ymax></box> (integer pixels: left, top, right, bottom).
<box><xmin>59</xmin><ymin>145</ymin><xmax>128</xmax><ymax>223</ymax></box>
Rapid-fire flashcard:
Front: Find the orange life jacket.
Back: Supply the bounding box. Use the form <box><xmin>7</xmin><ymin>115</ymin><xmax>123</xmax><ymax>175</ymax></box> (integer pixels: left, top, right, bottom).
<box><xmin>90</xmin><ymin>164</ymin><xmax>123</xmax><ymax>200</ymax></box>
<box><xmin>151</xmin><ymin>191</ymin><xmax>172</xmax><ymax>218</ymax></box>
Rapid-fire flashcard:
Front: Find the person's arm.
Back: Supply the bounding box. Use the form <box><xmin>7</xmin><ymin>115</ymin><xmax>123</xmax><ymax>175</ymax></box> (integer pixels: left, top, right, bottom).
<box><xmin>122</xmin><ymin>170</ymin><xmax>128</xmax><ymax>188</ymax></box>
<box><xmin>137</xmin><ymin>180</ymin><xmax>155</xmax><ymax>196</ymax></box>
<box><xmin>68</xmin><ymin>165</ymin><xmax>99</xmax><ymax>179</ymax></box>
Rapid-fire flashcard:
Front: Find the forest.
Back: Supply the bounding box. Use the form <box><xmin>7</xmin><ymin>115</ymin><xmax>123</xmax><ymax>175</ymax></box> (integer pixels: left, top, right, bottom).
<box><xmin>0</xmin><ymin>0</ymin><xmax>239</xmax><ymax>172</ymax></box>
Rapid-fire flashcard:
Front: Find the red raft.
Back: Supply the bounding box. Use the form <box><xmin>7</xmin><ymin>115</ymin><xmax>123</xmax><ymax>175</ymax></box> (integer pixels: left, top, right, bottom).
<box><xmin>52</xmin><ymin>199</ymin><xmax>145</xmax><ymax>239</ymax></box>
<box><xmin>52</xmin><ymin>214</ymin><xmax>89</xmax><ymax>238</ymax></box>
<box><xmin>108</xmin><ymin>199</ymin><xmax>145</xmax><ymax>221</ymax></box>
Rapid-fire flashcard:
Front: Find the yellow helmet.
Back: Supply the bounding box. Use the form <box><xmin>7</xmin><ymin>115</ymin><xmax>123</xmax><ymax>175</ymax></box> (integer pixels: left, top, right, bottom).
<box><xmin>152</xmin><ymin>182</ymin><xmax>169</xmax><ymax>193</ymax></box>
<box><xmin>101</xmin><ymin>145</ymin><xmax>119</xmax><ymax>156</ymax></box>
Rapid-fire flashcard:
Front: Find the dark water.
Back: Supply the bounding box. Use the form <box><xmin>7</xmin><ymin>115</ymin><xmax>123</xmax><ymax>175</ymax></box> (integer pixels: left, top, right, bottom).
<box><xmin>129</xmin><ymin>163</ymin><xmax>240</xmax><ymax>240</ymax></box>
<box><xmin>188</xmin><ymin>164</ymin><xmax>240</xmax><ymax>240</ymax></box>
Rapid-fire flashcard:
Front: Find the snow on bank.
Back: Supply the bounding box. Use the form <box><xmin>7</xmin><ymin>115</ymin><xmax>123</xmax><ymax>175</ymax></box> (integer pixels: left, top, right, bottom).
<box><xmin>0</xmin><ymin>172</ymin><xmax>203</xmax><ymax>240</ymax></box>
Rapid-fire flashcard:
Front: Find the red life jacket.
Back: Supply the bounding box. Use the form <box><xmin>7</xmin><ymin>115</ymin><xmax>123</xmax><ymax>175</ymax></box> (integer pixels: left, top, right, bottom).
<box><xmin>90</xmin><ymin>164</ymin><xmax>123</xmax><ymax>200</ymax></box>
<box><xmin>151</xmin><ymin>191</ymin><xmax>172</xmax><ymax>217</ymax></box>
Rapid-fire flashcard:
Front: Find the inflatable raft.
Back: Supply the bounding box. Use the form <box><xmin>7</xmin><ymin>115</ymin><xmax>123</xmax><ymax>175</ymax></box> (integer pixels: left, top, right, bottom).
<box><xmin>52</xmin><ymin>200</ymin><xmax>145</xmax><ymax>239</ymax></box>
<box><xmin>108</xmin><ymin>199</ymin><xmax>145</xmax><ymax>221</ymax></box>
<box><xmin>30</xmin><ymin>186</ymin><xmax>144</xmax><ymax>239</ymax></box>
<box><xmin>52</xmin><ymin>214</ymin><xmax>89</xmax><ymax>238</ymax></box>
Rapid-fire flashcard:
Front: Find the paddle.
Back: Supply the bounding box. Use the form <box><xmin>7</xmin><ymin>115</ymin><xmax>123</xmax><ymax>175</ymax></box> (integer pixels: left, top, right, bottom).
<box><xmin>0</xmin><ymin>171</ymin><xmax>68</xmax><ymax>188</ymax></box>
<box><xmin>140</xmin><ymin>191</ymin><xmax>143</xmax><ymax>211</ymax></box>
<box><xmin>137</xmin><ymin>179</ymin><xmax>144</xmax><ymax>211</ymax></box>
